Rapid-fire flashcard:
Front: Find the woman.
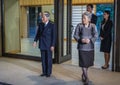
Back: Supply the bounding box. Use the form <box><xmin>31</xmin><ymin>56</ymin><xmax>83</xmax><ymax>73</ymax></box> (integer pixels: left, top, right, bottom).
<box><xmin>74</xmin><ymin>12</ymin><xmax>98</xmax><ymax>85</ymax></box>
<box><xmin>100</xmin><ymin>10</ymin><xmax>113</xmax><ymax>69</ymax></box>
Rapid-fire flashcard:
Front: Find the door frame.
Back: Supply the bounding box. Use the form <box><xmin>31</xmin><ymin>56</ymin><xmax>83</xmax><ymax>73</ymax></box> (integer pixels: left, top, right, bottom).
<box><xmin>54</xmin><ymin>0</ymin><xmax>72</xmax><ymax>63</ymax></box>
<box><xmin>112</xmin><ymin>0</ymin><xmax>120</xmax><ymax>72</ymax></box>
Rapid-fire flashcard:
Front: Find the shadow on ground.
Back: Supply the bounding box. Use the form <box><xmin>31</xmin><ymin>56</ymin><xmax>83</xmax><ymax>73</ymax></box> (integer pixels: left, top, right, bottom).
<box><xmin>28</xmin><ymin>75</ymin><xmax>94</xmax><ymax>85</ymax></box>
<box><xmin>0</xmin><ymin>82</ymin><xmax>12</xmax><ymax>85</ymax></box>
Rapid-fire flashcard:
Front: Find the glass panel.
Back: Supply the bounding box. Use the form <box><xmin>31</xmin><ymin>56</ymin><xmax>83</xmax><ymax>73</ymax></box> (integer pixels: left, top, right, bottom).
<box><xmin>63</xmin><ymin>0</ymin><xmax>67</xmax><ymax>56</ymax></box>
<box><xmin>4</xmin><ymin>0</ymin><xmax>54</xmax><ymax>58</ymax></box>
<box><xmin>72</xmin><ymin>6</ymin><xmax>86</xmax><ymax>39</ymax></box>
<box><xmin>94</xmin><ymin>4</ymin><xmax>114</xmax><ymax>67</ymax></box>
<box><xmin>71</xmin><ymin>5</ymin><xmax>87</xmax><ymax>64</ymax></box>
<box><xmin>4</xmin><ymin>0</ymin><xmax>20</xmax><ymax>53</ymax></box>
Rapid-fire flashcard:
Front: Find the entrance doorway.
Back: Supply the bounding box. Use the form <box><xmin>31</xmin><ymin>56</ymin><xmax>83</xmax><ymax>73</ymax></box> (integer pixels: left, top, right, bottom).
<box><xmin>61</xmin><ymin>2</ymin><xmax>114</xmax><ymax>70</ymax></box>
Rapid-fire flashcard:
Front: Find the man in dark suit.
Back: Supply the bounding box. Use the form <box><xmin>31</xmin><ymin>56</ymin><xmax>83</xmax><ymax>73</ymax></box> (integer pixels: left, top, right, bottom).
<box><xmin>33</xmin><ymin>11</ymin><xmax>56</xmax><ymax>77</ymax></box>
<box><xmin>87</xmin><ymin>4</ymin><xmax>97</xmax><ymax>25</ymax></box>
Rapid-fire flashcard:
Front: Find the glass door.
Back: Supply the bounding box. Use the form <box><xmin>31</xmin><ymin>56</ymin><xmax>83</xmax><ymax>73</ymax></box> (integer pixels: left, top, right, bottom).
<box><xmin>56</xmin><ymin>0</ymin><xmax>72</xmax><ymax>63</ymax></box>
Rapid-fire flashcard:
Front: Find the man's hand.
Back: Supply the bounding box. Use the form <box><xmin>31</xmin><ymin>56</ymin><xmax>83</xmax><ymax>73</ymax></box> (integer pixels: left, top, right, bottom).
<box><xmin>33</xmin><ymin>42</ymin><xmax>37</xmax><ymax>48</ymax></box>
<box><xmin>50</xmin><ymin>46</ymin><xmax>54</xmax><ymax>52</ymax></box>
<box><xmin>100</xmin><ymin>37</ymin><xmax>104</xmax><ymax>40</ymax></box>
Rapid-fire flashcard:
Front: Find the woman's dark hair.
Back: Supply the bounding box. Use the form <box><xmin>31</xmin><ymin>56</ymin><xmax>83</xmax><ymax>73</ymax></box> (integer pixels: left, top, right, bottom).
<box><xmin>102</xmin><ymin>10</ymin><xmax>111</xmax><ymax>24</ymax></box>
<box><xmin>104</xmin><ymin>10</ymin><xmax>110</xmax><ymax>20</ymax></box>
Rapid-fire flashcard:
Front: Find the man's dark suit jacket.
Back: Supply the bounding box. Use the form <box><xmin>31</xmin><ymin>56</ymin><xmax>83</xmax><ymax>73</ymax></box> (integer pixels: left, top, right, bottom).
<box><xmin>34</xmin><ymin>21</ymin><xmax>56</xmax><ymax>50</ymax></box>
<box><xmin>91</xmin><ymin>14</ymin><xmax>97</xmax><ymax>25</ymax></box>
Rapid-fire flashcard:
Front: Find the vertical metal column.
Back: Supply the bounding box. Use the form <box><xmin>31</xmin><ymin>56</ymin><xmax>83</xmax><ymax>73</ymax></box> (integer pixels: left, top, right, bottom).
<box><xmin>113</xmin><ymin>0</ymin><xmax>120</xmax><ymax>72</ymax></box>
<box><xmin>0</xmin><ymin>0</ymin><xmax>2</xmax><ymax>56</ymax></box>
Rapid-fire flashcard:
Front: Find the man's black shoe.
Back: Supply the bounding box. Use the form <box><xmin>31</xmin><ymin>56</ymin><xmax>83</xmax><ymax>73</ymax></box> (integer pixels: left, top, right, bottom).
<box><xmin>46</xmin><ymin>75</ymin><xmax>50</xmax><ymax>77</ymax></box>
<box><xmin>40</xmin><ymin>74</ymin><xmax>46</xmax><ymax>77</ymax></box>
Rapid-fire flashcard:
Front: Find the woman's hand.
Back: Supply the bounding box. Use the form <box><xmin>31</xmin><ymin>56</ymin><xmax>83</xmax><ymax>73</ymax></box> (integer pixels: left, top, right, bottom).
<box><xmin>82</xmin><ymin>39</ymin><xmax>90</xmax><ymax>44</ymax></box>
<box><xmin>82</xmin><ymin>39</ymin><xmax>86</xmax><ymax>43</ymax></box>
<box><xmin>85</xmin><ymin>39</ymin><xmax>90</xmax><ymax>44</ymax></box>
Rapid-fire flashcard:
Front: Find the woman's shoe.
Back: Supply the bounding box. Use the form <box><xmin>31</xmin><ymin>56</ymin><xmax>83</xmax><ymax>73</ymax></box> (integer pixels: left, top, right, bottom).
<box><xmin>84</xmin><ymin>78</ymin><xmax>89</xmax><ymax>85</ymax></box>
<box><xmin>101</xmin><ymin>64</ymin><xmax>109</xmax><ymax>69</ymax></box>
<box><xmin>82</xmin><ymin>74</ymin><xmax>86</xmax><ymax>82</ymax></box>
<box><xmin>84</xmin><ymin>83</ymin><xmax>88</xmax><ymax>85</ymax></box>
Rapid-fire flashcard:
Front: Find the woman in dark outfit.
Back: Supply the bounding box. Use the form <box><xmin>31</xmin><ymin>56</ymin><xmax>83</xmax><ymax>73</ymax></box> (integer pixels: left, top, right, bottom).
<box><xmin>100</xmin><ymin>10</ymin><xmax>113</xmax><ymax>69</ymax></box>
<box><xmin>74</xmin><ymin>12</ymin><xmax>98</xmax><ymax>85</ymax></box>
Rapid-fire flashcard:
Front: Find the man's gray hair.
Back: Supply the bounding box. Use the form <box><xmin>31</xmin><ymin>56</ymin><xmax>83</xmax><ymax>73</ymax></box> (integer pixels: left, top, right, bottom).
<box><xmin>44</xmin><ymin>11</ymin><xmax>50</xmax><ymax>19</ymax></box>
<box><xmin>82</xmin><ymin>12</ymin><xmax>92</xmax><ymax>20</ymax></box>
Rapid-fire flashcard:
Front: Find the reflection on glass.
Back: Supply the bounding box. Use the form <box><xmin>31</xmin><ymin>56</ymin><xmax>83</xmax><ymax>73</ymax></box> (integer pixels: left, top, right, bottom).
<box><xmin>4</xmin><ymin>0</ymin><xmax>54</xmax><ymax>58</ymax></box>
<box><xmin>63</xmin><ymin>0</ymin><xmax>67</xmax><ymax>56</ymax></box>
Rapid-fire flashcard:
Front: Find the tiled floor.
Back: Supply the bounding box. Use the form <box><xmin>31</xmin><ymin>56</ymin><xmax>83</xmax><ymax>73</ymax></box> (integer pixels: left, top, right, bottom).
<box><xmin>0</xmin><ymin>57</ymin><xmax>119</xmax><ymax>85</ymax></box>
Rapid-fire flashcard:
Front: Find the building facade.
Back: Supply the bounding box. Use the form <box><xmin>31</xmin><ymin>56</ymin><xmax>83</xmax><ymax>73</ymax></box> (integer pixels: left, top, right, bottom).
<box><xmin>0</xmin><ymin>0</ymin><xmax>120</xmax><ymax>72</ymax></box>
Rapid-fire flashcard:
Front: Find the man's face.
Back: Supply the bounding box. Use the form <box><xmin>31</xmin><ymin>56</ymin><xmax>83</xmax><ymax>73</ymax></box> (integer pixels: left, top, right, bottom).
<box><xmin>42</xmin><ymin>14</ymin><xmax>48</xmax><ymax>23</ymax></box>
<box><xmin>87</xmin><ymin>6</ymin><xmax>93</xmax><ymax>13</ymax></box>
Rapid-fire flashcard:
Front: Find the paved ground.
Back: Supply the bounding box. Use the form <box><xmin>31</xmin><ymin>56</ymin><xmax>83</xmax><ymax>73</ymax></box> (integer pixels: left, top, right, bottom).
<box><xmin>0</xmin><ymin>57</ymin><xmax>120</xmax><ymax>85</ymax></box>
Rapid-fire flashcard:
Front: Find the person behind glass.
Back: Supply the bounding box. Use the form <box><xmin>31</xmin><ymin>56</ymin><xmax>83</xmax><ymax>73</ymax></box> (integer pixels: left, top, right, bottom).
<box><xmin>37</xmin><ymin>12</ymin><xmax>42</xmax><ymax>26</ymax></box>
<box><xmin>100</xmin><ymin>10</ymin><xmax>113</xmax><ymax>69</ymax></box>
<box><xmin>74</xmin><ymin>12</ymin><xmax>98</xmax><ymax>85</ymax></box>
<box><xmin>87</xmin><ymin>4</ymin><xmax>97</xmax><ymax>25</ymax></box>
<box><xmin>33</xmin><ymin>11</ymin><xmax>56</xmax><ymax>77</ymax></box>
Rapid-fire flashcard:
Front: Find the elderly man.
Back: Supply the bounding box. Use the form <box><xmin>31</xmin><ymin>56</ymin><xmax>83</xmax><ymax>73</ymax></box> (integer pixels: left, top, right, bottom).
<box><xmin>33</xmin><ymin>11</ymin><xmax>56</xmax><ymax>77</ymax></box>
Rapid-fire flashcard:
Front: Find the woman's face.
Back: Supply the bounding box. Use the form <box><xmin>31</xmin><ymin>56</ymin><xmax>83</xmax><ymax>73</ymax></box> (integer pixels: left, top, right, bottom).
<box><xmin>82</xmin><ymin>15</ymin><xmax>90</xmax><ymax>24</ymax></box>
<box><xmin>103</xmin><ymin>12</ymin><xmax>109</xmax><ymax>20</ymax></box>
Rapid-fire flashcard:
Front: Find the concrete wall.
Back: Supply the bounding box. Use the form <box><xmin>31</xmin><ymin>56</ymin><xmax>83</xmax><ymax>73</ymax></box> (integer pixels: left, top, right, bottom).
<box><xmin>4</xmin><ymin>0</ymin><xmax>20</xmax><ymax>53</ymax></box>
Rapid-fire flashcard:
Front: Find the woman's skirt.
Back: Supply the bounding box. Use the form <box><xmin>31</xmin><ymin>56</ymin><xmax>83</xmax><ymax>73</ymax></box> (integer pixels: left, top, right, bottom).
<box><xmin>78</xmin><ymin>50</ymin><xmax>94</xmax><ymax>68</ymax></box>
